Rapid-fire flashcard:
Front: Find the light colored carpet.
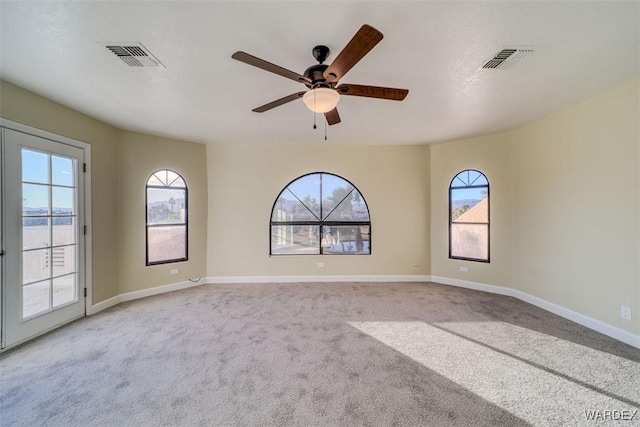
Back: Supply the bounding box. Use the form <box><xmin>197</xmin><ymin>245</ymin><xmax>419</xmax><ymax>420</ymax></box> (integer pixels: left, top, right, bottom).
<box><xmin>1</xmin><ymin>281</ymin><xmax>639</xmax><ymax>426</ymax></box>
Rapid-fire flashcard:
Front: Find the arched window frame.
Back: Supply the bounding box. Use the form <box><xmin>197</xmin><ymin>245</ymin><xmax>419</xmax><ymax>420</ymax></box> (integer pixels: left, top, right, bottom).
<box><xmin>270</xmin><ymin>172</ymin><xmax>371</xmax><ymax>255</ymax></box>
<box><xmin>449</xmin><ymin>169</ymin><xmax>490</xmax><ymax>262</ymax></box>
<box><xmin>145</xmin><ymin>169</ymin><xmax>188</xmax><ymax>265</ymax></box>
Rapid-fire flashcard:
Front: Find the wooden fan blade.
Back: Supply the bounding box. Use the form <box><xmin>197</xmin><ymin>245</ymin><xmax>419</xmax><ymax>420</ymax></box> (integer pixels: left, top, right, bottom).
<box><xmin>252</xmin><ymin>92</ymin><xmax>306</xmax><ymax>113</ymax></box>
<box><xmin>232</xmin><ymin>51</ymin><xmax>310</xmax><ymax>84</ymax></box>
<box><xmin>324</xmin><ymin>108</ymin><xmax>341</xmax><ymax>126</ymax></box>
<box><xmin>336</xmin><ymin>84</ymin><xmax>408</xmax><ymax>101</ymax></box>
<box><xmin>323</xmin><ymin>25</ymin><xmax>383</xmax><ymax>83</ymax></box>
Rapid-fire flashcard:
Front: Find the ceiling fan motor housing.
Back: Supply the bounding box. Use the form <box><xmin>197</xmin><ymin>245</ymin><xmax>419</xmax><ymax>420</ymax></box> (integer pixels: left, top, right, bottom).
<box><xmin>303</xmin><ymin>64</ymin><xmax>331</xmax><ymax>88</ymax></box>
<box><xmin>302</xmin><ymin>45</ymin><xmax>334</xmax><ymax>89</ymax></box>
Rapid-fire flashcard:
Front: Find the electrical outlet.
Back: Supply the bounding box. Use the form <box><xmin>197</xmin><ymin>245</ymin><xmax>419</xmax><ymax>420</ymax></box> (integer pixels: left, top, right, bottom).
<box><xmin>316</xmin><ymin>262</ymin><xmax>325</xmax><ymax>268</ymax></box>
<box><xmin>412</xmin><ymin>262</ymin><xmax>421</xmax><ymax>268</ymax></box>
<box><xmin>459</xmin><ymin>266</ymin><xmax>468</xmax><ymax>272</ymax></box>
<box><xmin>170</xmin><ymin>269</ymin><xmax>179</xmax><ymax>275</ymax></box>
<box><xmin>620</xmin><ymin>306</ymin><xmax>632</xmax><ymax>321</ymax></box>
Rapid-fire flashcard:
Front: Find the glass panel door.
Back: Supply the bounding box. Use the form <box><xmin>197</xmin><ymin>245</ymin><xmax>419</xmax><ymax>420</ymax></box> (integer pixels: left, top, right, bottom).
<box><xmin>2</xmin><ymin>128</ymin><xmax>85</xmax><ymax>349</ymax></box>
<box><xmin>22</xmin><ymin>149</ymin><xmax>79</xmax><ymax>318</ymax></box>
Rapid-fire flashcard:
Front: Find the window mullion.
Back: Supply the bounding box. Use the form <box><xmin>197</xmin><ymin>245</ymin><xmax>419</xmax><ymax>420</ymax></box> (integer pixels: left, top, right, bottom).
<box><xmin>319</xmin><ymin>174</ymin><xmax>323</xmax><ymax>221</ymax></box>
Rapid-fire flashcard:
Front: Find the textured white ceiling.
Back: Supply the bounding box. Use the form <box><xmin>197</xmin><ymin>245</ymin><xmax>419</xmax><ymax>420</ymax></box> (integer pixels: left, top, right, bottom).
<box><xmin>1</xmin><ymin>1</ymin><xmax>638</xmax><ymax>145</ymax></box>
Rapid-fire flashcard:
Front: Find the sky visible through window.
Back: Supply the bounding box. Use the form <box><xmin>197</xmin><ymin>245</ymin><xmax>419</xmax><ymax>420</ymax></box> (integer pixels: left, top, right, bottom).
<box><xmin>278</xmin><ymin>173</ymin><xmax>359</xmax><ymax>216</ymax></box>
<box><xmin>22</xmin><ymin>150</ymin><xmax>74</xmax><ymax>211</ymax></box>
<box><xmin>450</xmin><ymin>170</ymin><xmax>488</xmax><ymax>212</ymax></box>
<box><xmin>452</xmin><ymin>187</ymin><xmax>486</xmax><ymax>201</ymax></box>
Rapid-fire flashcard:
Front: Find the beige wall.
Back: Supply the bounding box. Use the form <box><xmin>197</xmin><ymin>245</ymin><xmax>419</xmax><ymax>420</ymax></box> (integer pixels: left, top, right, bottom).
<box><xmin>206</xmin><ymin>144</ymin><xmax>431</xmax><ymax>277</ymax></box>
<box><xmin>510</xmin><ymin>77</ymin><xmax>639</xmax><ymax>334</ymax></box>
<box><xmin>119</xmin><ymin>131</ymin><xmax>208</xmax><ymax>293</ymax></box>
<box><xmin>1</xmin><ymin>80</ymin><xmax>122</xmax><ymax>303</ymax></box>
<box><xmin>430</xmin><ymin>77</ymin><xmax>639</xmax><ymax>335</ymax></box>
<box><xmin>0</xmin><ymin>80</ymin><xmax>209</xmax><ymax>302</ymax></box>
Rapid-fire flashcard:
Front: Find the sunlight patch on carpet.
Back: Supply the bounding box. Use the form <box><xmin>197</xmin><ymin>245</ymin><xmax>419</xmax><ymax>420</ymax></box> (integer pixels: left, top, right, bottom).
<box><xmin>433</xmin><ymin>321</ymin><xmax>640</xmax><ymax>404</ymax></box>
<box><xmin>349</xmin><ymin>321</ymin><xmax>640</xmax><ymax>425</ymax></box>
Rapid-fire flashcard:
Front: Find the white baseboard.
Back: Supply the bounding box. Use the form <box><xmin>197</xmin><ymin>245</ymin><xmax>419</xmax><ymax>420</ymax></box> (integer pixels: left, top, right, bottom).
<box><xmin>431</xmin><ymin>275</ymin><xmax>640</xmax><ymax>349</ymax></box>
<box><xmin>429</xmin><ymin>275</ymin><xmax>517</xmax><ymax>298</ymax></box>
<box><xmin>90</xmin><ymin>279</ymin><xmax>206</xmax><ymax>314</ymax></box>
<box><xmin>205</xmin><ymin>275</ymin><xmax>433</xmax><ymax>284</ymax></box>
<box><xmin>89</xmin><ymin>295</ymin><xmax>122</xmax><ymax>314</ymax></box>
<box><xmin>513</xmin><ymin>290</ymin><xmax>640</xmax><ymax>349</ymax></box>
<box><xmin>90</xmin><ymin>274</ymin><xmax>639</xmax><ymax>349</ymax></box>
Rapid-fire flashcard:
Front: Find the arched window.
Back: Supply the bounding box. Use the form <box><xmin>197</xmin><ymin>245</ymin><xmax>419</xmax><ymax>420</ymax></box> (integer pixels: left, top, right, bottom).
<box><xmin>449</xmin><ymin>169</ymin><xmax>489</xmax><ymax>262</ymax></box>
<box><xmin>146</xmin><ymin>169</ymin><xmax>188</xmax><ymax>265</ymax></box>
<box><xmin>270</xmin><ymin>172</ymin><xmax>371</xmax><ymax>255</ymax></box>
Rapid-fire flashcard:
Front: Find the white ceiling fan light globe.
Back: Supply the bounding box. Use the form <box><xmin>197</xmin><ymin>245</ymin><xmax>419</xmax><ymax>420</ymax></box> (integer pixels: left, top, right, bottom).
<box><xmin>302</xmin><ymin>88</ymin><xmax>340</xmax><ymax>113</ymax></box>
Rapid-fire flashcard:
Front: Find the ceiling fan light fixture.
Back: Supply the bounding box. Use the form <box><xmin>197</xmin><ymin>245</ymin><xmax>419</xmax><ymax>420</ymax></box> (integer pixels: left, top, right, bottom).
<box><xmin>302</xmin><ymin>87</ymin><xmax>340</xmax><ymax>113</ymax></box>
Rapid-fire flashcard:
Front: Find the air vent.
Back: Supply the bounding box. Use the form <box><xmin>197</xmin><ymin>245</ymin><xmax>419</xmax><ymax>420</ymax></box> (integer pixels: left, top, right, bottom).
<box><xmin>103</xmin><ymin>43</ymin><xmax>164</xmax><ymax>68</ymax></box>
<box><xmin>481</xmin><ymin>48</ymin><xmax>534</xmax><ymax>70</ymax></box>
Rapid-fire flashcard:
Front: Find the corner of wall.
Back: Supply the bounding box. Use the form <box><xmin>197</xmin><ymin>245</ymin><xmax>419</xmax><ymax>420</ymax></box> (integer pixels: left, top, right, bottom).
<box><xmin>1</xmin><ymin>80</ymin><xmax>123</xmax><ymax>304</ymax></box>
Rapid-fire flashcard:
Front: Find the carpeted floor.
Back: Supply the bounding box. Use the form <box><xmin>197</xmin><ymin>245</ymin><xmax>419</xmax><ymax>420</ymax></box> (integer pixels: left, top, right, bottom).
<box><xmin>1</xmin><ymin>281</ymin><xmax>639</xmax><ymax>426</ymax></box>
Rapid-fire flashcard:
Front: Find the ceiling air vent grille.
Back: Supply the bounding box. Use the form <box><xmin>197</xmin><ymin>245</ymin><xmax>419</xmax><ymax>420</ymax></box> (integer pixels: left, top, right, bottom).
<box><xmin>104</xmin><ymin>43</ymin><xmax>164</xmax><ymax>68</ymax></box>
<box><xmin>481</xmin><ymin>48</ymin><xmax>534</xmax><ymax>70</ymax></box>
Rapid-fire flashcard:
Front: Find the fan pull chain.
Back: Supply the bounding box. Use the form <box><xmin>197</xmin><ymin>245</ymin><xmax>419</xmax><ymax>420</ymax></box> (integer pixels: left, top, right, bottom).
<box><xmin>324</xmin><ymin>119</ymin><xmax>327</xmax><ymax>141</ymax></box>
<box><xmin>313</xmin><ymin>89</ymin><xmax>317</xmax><ymax>129</ymax></box>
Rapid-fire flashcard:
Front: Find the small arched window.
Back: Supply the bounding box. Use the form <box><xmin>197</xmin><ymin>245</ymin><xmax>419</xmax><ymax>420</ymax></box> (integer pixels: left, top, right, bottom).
<box><xmin>270</xmin><ymin>172</ymin><xmax>371</xmax><ymax>255</ymax></box>
<box><xmin>449</xmin><ymin>169</ymin><xmax>489</xmax><ymax>262</ymax></box>
<box><xmin>146</xmin><ymin>169</ymin><xmax>188</xmax><ymax>265</ymax></box>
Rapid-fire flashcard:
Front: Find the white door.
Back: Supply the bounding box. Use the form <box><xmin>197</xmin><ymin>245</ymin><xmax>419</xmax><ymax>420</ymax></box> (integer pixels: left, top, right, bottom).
<box><xmin>2</xmin><ymin>128</ymin><xmax>85</xmax><ymax>348</ymax></box>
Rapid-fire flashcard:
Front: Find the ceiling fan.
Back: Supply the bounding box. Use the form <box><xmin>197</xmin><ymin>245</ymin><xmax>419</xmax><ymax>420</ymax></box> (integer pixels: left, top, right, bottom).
<box><xmin>232</xmin><ymin>24</ymin><xmax>409</xmax><ymax>126</ymax></box>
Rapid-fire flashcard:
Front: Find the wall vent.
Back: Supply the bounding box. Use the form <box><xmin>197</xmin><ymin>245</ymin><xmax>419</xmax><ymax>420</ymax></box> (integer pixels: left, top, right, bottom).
<box><xmin>103</xmin><ymin>43</ymin><xmax>164</xmax><ymax>68</ymax></box>
<box><xmin>481</xmin><ymin>48</ymin><xmax>534</xmax><ymax>70</ymax></box>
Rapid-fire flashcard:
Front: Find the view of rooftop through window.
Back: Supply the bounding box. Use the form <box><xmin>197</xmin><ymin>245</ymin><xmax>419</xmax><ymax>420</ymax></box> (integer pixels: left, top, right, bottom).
<box><xmin>450</xmin><ymin>169</ymin><xmax>489</xmax><ymax>262</ymax></box>
<box><xmin>146</xmin><ymin>170</ymin><xmax>188</xmax><ymax>265</ymax></box>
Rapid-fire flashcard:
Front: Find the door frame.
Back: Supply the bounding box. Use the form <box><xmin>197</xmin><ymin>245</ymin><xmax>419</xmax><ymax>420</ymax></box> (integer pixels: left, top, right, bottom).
<box><xmin>0</xmin><ymin>118</ymin><xmax>92</xmax><ymax>350</ymax></box>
